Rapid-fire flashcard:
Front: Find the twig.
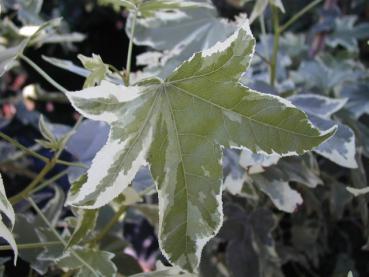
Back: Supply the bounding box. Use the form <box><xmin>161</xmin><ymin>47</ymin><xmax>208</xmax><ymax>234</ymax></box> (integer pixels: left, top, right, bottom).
<box><xmin>125</xmin><ymin>9</ymin><xmax>138</xmax><ymax>86</ymax></box>
<box><xmin>0</xmin><ymin>135</ymin><xmax>86</xmax><ymax>169</ymax></box>
<box><xmin>89</xmin><ymin>204</ymin><xmax>127</xmax><ymax>245</ymax></box>
<box><xmin>255</xmin><ymin>51</ymin><xmax>271</xmax><ymax>65</ymax></box>
<box><xmin>279</xmin><ymin>0</ymin><xmax>324</xmax><ymax>33</ymax></box>
<box><xmin>270</xmin><ymin>5</ymin><xmax>280</xmax><ymax>87</ymax></box>
<box><xmin>9</xmin><ymin>117</ymin><xmax>83</xmax><ymax>205</ymax></box>
<box><xmin>0</xmin><ymin>132</ymin><xmax>48</xmax><ymax>163</ymax></box>
<box><xmin>31</xmin><ymin>169</ymin><xmax>69</xmax><ymax>194</ymax></box>
<box><xmin>0</xmin><ymin>241</ymin><xmax>61</xmax><ymax>251</ymax></box>
<box><xmin>19</xmin><ymin>54</ymin><xmax>68</xmax><ymax>94</ymax></box>
<box><xmin>10</xmin><ymin>158</ymin><xmax>58</xmax><ymax>204</ymax></box>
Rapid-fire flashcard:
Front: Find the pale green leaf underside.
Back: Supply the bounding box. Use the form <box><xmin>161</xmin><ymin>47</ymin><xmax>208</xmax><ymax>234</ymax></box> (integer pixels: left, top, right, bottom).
<box><xmin>65</xmin><ymin>22</ymin><xmax>334</xmax><ymax>272</ymax></box>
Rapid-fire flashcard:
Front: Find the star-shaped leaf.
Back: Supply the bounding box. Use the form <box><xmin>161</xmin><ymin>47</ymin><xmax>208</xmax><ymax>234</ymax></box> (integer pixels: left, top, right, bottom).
<box><xmin>64</xmin><ymin>22</ymin><xmax>335</xmax><ymax>272</ymax></box>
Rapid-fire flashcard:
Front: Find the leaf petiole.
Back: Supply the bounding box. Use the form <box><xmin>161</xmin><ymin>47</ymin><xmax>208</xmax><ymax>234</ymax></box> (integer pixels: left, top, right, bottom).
<box><xmin>124</xmin><ymin>8</ymin><xmax>138</xmax><ymax>86</ymax></box>
<box><xmin>19</xmin><ymin>54</ymin><xmax>68</xmax><ymax>94</ymax></box>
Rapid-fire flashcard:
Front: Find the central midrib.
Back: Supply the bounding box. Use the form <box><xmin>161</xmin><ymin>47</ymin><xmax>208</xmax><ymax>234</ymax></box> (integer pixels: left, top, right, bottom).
<box><xmin>162</xmin><ymin>84</ymin><xmax>192</xmax><ymax>269</ymax></box>
<box><xmin>167</xmin><ymin>83</ymin><xmax>323</xmax><ymax>140</ymax></box>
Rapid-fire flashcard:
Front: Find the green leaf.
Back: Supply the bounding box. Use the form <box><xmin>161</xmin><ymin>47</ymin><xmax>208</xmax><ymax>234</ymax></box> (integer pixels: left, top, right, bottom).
<box><xmin>78</xmin><ymin>54</ymin><xmax>111</xmax><ymax>88</ymax></box>
<box><xmin>65</xmin><ymin>22</ymin><xmax>334</xmax><ymax>272</ymax></box>
<box><xmin>56</xmin><ymin>247</ymin><xmax>117</xmax><ymax>277</ymax></box>
<box><xmin>219</xmin><ymin>206</ymin><xmax>281</xmax><ymax>277</ymax></box>
<box><xmin>249</xmin><ymin>0</ymin><xmax>285</xmax><ymax>23</ymax></box>
<box><xmin>13</xmin><ymin>215</ymin><xmax>49</xmax><ymax>274</ymax></box>
<box><xmin>36</xmin><ymin>228</ymin><xmax>67</xmax><ymax>261</ymax></box>
<box><xmin>0</xmin><ymin>173</ymin><xmax>17</xmax><ymax>265</ymax></box>
<box><xmin>66</xmin><ymin>209</ymin><xmax>98</xmax><ymax>249</ymax></box>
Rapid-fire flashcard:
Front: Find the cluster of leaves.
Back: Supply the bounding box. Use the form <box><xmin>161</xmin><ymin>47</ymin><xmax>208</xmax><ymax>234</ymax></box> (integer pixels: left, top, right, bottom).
<box><xmin>0</xmin><ymin>0</ymin><xmax>369</xmax><ymax>276</ymax></box>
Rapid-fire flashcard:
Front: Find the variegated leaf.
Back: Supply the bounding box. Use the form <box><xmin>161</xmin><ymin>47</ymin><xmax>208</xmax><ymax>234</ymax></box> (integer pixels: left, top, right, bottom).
<box><xmin>341</xmin><ymin>83</ymin><xmax>369</xmax><ymax>119</ymax></box>
<box><xmin>129</xmin><ymin>6</ymin><xmax>237</xmax><ymax>78</ymax></box>
<box><xmin>327</xmin><ymin>16</ymin><xmax>369</xmax><ymax>52</ymax></box>
<box><xmin>253</xmin><ymin>174</ymin><xmax>303</xmax><ymax>213</ymax></box>
<box><xmin>290</xmin><ymin>94</ymin><xmax>357</xmax><ymax>168</ymax></box>
<box><xmin>309</xmin><ymin>115</ymin><xmax>357</xmax><ymax>168</ymax></box>
<box><xmin>289</xmin><ymin>94</ymin><xmax>347</xmax><ymax>118</ymax></box>
<box><xmin>0</xmin><ymin>173</ymin><xmax>17</xmax><ymax>265</ymax></box>
<box><xmin>65</xmin><ymin>22</ymin><xmax>334</xmax><ymax>272</ymax></box>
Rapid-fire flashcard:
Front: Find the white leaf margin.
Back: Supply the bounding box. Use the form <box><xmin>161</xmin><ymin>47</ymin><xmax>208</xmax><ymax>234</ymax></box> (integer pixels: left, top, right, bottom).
<box><xmin>0</xmin><ymin>173</ymin><xmax>17</xmax><ymax>265</ymax></box>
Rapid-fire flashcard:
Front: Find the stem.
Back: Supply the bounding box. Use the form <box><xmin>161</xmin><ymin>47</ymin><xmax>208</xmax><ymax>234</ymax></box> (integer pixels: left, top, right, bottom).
<box><xmin>259</xmin><ymin>13</ymin><xmax>266</xmax><ymax>35</ymax></box>
<box><xmin>0</xmin><ymin>241</ymin><xmax>62</xmax><ymax>251</ymax></box>
<box><xmin>255</xmin><ymin>51</ymin><xmax>271</xmax><ymax>65</ymax></box>
<box><xmin>125</xmin><ymin>9</ymin><xmax>138</xmax><ymax>86</ymax></box>
<box><xmin>9</xmin><ymin>117</ymin><xmax>83</xmax><ymax>205</ymax></box>
<box><xmin>108</xmin><ymin>65</ymin><xmax>125</xmax><ymax>82</ymax></box>
<box><xmin>28</xmin><ymin>197</ymin><xmax>99</xmax><ymax>277</ymax></box>
<box><xmin>19</xmin><ymin>54</ymin><xmax>68</xmax><ymax>94</ymax></box>
<box><xmin>31</xmin><ymin>169</ymin><xmax>69</xmax><ymax>194</ymax></box>
<box><xmin>270</xmin><ymin>5</ymin><xmax>280</xmax><ymax>87</ymax></box>
<box><xmin>0</xmin><ymin>132</ymin><xmax>86</xmax><ymax>168</ymax></box>
<box><xmin>0</xmin><ymin>132</ymin><xmax>48</xmax><ymax>163</ymax></box>
<box><xmin>55</xmin><ymin>160</ymin><xmax>88</xmax><ymax>169</ymax></box>
<box><xmin>9</xmin><ymin>156</ymin><xmax>57</xmax><ymax>204</ymax></box>
<box><xmin>89</xmin><ymin>205</ymin><xmax>127</xmax><ymax>245</ymax></box>
<box><xmin>279</xmin><ymin>0</ymin><xmax>323</xmax><ymax>33</ymax></box>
